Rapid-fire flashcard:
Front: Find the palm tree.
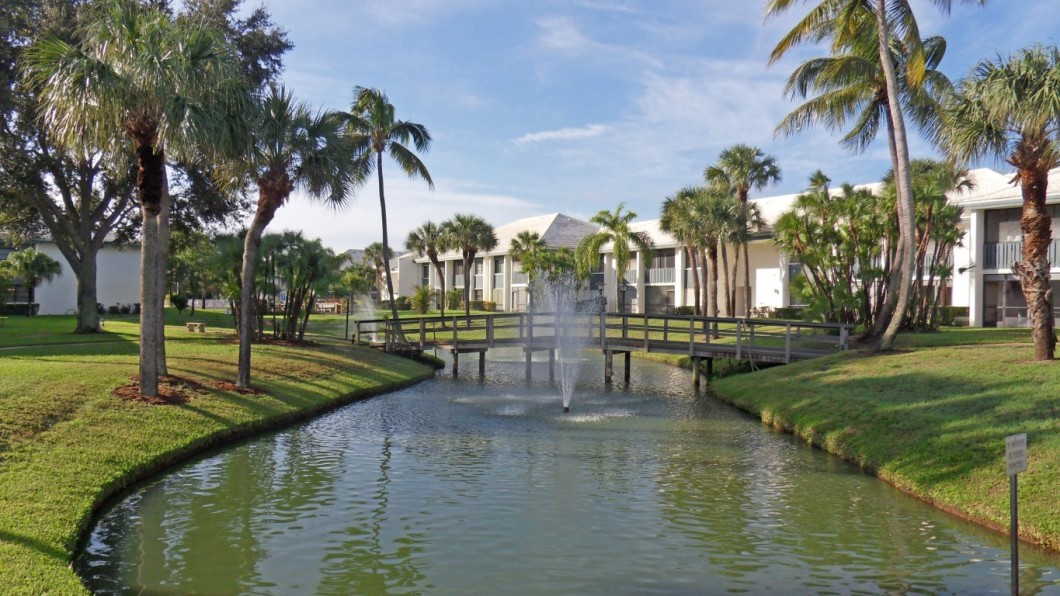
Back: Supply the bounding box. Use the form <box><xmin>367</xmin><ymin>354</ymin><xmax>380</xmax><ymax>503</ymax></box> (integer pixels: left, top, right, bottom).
<box><xmin>705</xmin><ymin>145</ymin><xmax>781</xmax><ymax>317</ymax></box>
<box><xmin>660</xmin><ymin>187</ymin><xmax>704</xmax><ymax>315</ymax></box>
<box><xmin>236</xmin><ymin>86</ymin><xmax>366</xmax><ymax>388</ymax></box>
<box><xmin>441</xmin><ymin>214</ymin><xmax>498</xmax><ymax>324</ymax></box>
<box><xmin>346</xmin><ymin>87</ymin><xmax>433</xmax><ymax>333</ymax></box>
<box><xmin>406</xmin><ymin>221</ymin><xmax>450</xmax><ymax>318</ymax></box>
<box><xmin>765</xmin><ymin>0</ymin><xmax>986</xmax><ymax>349</ymax></box>
<box><xmin>938</xmin><ymin>45</ymin><xmax>1060</xmax><ymax>360</ymax></box>
<box><xmin>362</xmin><ymin>242</ymin><xmax>387</xmax><ymax>300</ymax></box>
<box><xmin>698</xmin><ymin>189</ymin><xmax>741</xmax><ymax>318</ymax></box>
<box><xmin>576</xmin><ymin>203</ymin><xmax>653</xmax><ymax>314</ymax></box>
<box><xmin>509</xmin><ymin>230</ymin><xmax>548</xmax><ymax>313</ymax></box>
<box><xmin>23</xmin><ymin>0</ymin><xmax>249</xmax><ymax>396</ymax></box>
<box><xmin>2</xmin><ymin>248</ymin><xmax>62</xmax><ymax>315</ymax></box>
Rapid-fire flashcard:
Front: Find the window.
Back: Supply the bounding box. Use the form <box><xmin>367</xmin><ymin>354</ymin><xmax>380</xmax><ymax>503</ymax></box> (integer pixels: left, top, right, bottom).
<box><xmin>420</xmin><ymin>264</ymin><xmax>430</xmax><ymax>287</ymax></box>
<box><xmin>651</xmin><ymin>249</ymin><xmax>675</xmax><ymax>269</ymax></box>
<box><xmin>493</xmin><ymin>256</ymin><xmax>504</xmax><ymax>273</ymax></box>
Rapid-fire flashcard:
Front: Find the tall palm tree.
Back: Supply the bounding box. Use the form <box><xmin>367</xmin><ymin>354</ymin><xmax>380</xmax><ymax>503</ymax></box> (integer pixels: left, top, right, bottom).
<box><xmin>766</xmin><ymin>0</ymin><xmax>986</xmax><ymax>348</ymax></box>
<box><xmin>23</xmin><ymin>0</ymin><xmax>249</xmax><ymax>396</ymax></box>
<box><xmin>346</xmin><ymin>87</ymin><xmax>433</xmax><ymax>332</ymax></box>
<box><xmin>938</xmin><ymin>45</ymin><xmax>1060</xmax><ymax>360</ymax></box>
<box><xmin>705</xmin><ymin>145</ymin><xmax>781</xmax><ymax>317</ymax></box>
<box><xmin>405</xmin><ymin>221</ymin><xmax>450</xmax><ymax>318</ymax></box>
<box><xmin>660</xmin><ymin>187</ymin><xmax>704</xmax><ymax>315</ymax></box>
<box><xmin>2</xmin><ymin>248</ymin><xmax>62</xmax><ymax>315</ymax></box>
<box><xmin>441</xmin><ymin>214</ymin><xmax>498</xmax><ymax>324</ymax></box>
<box><xmin>698</xmin><ymin>189</ymin><xmax>741</xmax><ymax>318</ymax></box>
<box><xmin>576</xmin><ymin>203</ymin><xmax>653</xmax><ymax>314</ymax></box>
<box><xmin>236</xmin><ymin>86</ymin><xmax>366</xmax><ymax>388</ymax></box>
<box><xmin>509</xmin><ymin>230</ymin><xmax>548</xmax><ymax>313</ymax></box>
<box><xmin>362</xmin><ymin>242</ymin><xmax>387</xmax><ymax>300</ymax></box>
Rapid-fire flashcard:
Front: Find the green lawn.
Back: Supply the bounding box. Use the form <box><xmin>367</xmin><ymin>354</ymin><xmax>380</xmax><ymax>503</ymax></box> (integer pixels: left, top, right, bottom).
<box><xmin>0</xmin><ymin>316</ymin><xmax>433</xmax><ymax>594</ymax></box>
<box><xmin>711</xmin><ymin>326</ymin><xmax>1060</xmax><ymax>552</ymax></box>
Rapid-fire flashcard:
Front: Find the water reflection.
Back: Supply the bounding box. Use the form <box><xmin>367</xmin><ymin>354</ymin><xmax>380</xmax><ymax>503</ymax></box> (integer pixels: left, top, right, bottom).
<box><xmin>78</xmin><ymin>349</ymin><xmax>1060</xmax><ymax>594</ymax></box>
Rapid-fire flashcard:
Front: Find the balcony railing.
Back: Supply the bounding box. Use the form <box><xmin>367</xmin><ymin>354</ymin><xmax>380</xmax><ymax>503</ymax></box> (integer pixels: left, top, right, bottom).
<box><xmin>646</xmin><ymin>267</ymin><xmax>675</xmax><ymax>285</ymax></box>
<box><xmin>494</xmin><ymin>272</ymin><xmax>504</xmax><ymax>288</ymax></box>
<box><xmin>511</xmin><ymin>271</ymin><xmax>528</xmax><ymax>285</ymax></box>
<box><xmin>453</xmin><ymin>277</ymin><xmax>465</xmax><ymax>289</ymax></box>
<box><xmin>622</xmin><ymin>270</ymin><xmax>638</xmax><ymax>285</ymax></box>
<box><xmin>983</xmin><ymin>240</ymin><xmax>1060</xmax><ymax>270</ymax></box>
<box><xmin>474</xmin><ymin>274</ymin><xmax>484</xmax><ymax>290</ymax></box>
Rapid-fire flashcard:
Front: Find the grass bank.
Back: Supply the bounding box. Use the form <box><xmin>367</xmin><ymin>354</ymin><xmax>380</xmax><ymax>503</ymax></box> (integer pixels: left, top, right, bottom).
<box><xmin>0</xmin><ymin>316</ymin><xmax>433</xmax><ymax>594</ymax></box>
<box><xmin>709</xmin><ymin>327</ymin><xmax>1060</xmax><ymax>552</ymax></box>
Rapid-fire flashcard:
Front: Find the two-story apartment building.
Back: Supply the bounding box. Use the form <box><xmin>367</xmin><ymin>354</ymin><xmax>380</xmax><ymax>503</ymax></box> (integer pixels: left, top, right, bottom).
<box><xmin>386</xmin><ymin>166</ymin><xmax>1060</xmax><ymax>327</ymax></box>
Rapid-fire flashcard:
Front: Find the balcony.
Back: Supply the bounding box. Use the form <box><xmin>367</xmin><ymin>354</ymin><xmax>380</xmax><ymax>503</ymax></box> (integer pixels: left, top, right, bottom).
<box><xmin>983</xmin><ymin>240</ymin><xmax>1060</xmax><ymax>270</ymax></box>
<box><xmin>646</xmin><ymin>267</ymin><xmax>675</xmax><ymax>285</ymax></box>
<box><xmin>622</xmin><ymin>270</ymin><xmax>638</xmax><ymax>285</ymax></box>
<box><xmin>511</xmin><ymin>271</ymin><xmax>528</xmax><ymax>285</ymax></box>
<box><xmin>474</xmin><ymin>274</ymin><xmax>484</xmax><ymax>290</ymax></box>
<box><xmin>494</xmin><ymin>272</ymin><xmax>504</xmax><ymax>288</ymax></box>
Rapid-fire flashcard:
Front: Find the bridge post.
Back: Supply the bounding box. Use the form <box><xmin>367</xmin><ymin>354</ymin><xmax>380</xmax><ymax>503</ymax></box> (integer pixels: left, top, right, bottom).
<box><xmin>688</xmin><ymin>317</ymin><xmax>694</xmax><ymax>355</ymax></box>
<box><xmin>692</xmin><ymin>356</ymin><xmax>701</xmax><ymax>388</ymax></box>
<box><xmin>707</xmin><ymin>357</ymin><xmax>713</xmax><ymax>379</ymax></box>
<box><xmin>525</xmin><ymin>348</ymin><xmax>532</xmax><ymax>383</ymax></box>
<box><xmin>549</xmin><ymin>349</ymin><xmax>555</xmax><ymax>383</ymax></box>
<box><xmin>621</xmin><ymin>314</ymin><xmax>628</xmax><ymax>339</ymax></box>
<box><xmin>354</xmin><ymin>321</ymin><xmax>360</xmax><ymax>345</ymax></box>
<box><xmin>452</xmin><ymin>317</ymin><xmax>458</xmax><ymax>345</ymax></box>
<box><xmin>840</xmin><ymin>326</ymin><xmax>849</xmax><ymax>350</ymax></box>
<box><xmin>419</xmin><ymin>319</ymin><xmax>426</xmax><ymax>349</ymax></box>
<box><xmin>452</xmin><ymin>350</ymin><xmax>459</xmax><ymax>378</ymax></box>
<box><xmin>604</xmin><ymin>350</ymin><xmax>613</xmax><ymax>384</ymax></box>
<box><xmin>624</xmin><ymin>352</ymin><xmax>631</xmax><ymax>384</ymax></box>
<box><xmin>479</xmin><ymin>351</ymin><xmax>486</xmax><ymax>378</ymax></box>
<box><xmin>487</xmin><ymin>317</ymin><xmax>495</xmax><ymax>348</ymax></box>
<box><xmin>643</xmin><ymin>314</ymin><xmax>649</xmax><ymax>352</ymax></box>
<box><xmin>599</xmin><ymin>313</ymin><xmax>607</xmax><ymax>348</ymax></box>
<box><xmin>663</xmin><ymin>318</ymin><xmax>669</xmax><ymax>342</ymax></box>
<box><xmin>785</xmin><ymin>322</ymin><xmax>792</xmax><ymax>364</ymax></box>
<box><xmin>736</xmin><ymin>320</ymin><xmax>743</xmax><ymax>360</ymax></box>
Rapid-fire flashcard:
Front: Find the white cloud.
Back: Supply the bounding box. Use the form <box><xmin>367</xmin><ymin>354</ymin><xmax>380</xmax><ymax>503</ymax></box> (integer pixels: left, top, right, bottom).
<box><xmin>513</xmin><ymin>124</ymin><xmax>611</xmax><ymax>145</ymax></box>
<box><xmin>268</xmin><ymin>176</ymin><xmax>546</xmax><ymax>253</ymax></box>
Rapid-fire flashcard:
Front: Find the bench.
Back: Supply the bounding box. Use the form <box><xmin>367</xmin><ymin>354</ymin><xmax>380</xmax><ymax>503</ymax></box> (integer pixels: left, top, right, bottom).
<box><xmin>186</xmin><ymin>322</ymin><xmax>206</xmax><ymax>333</ymax></box>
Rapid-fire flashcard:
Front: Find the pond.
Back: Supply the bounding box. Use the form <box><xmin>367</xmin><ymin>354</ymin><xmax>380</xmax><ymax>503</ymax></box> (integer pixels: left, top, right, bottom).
<box><xmin>78</xmin><ymin>349</ymin><xmax>1060</xmax><ymax>594</ymax></box>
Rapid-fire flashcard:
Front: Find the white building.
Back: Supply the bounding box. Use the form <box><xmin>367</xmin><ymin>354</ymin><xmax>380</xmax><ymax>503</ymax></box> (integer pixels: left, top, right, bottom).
<box><xmin>385</xmin><ymin>166</ymin><xmax>1059</xmax><ymax>327</ymax></box>
<box><xmin>1</xmin><ymin>240</ymin><xmax>141</xmax><ymax>315</ymax></box>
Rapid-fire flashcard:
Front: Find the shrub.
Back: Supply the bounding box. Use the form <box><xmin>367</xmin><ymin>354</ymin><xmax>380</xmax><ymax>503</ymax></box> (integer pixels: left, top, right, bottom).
<box><xmin>938</xmin><ymin>305</ymin><xmax>969</xmax><ymax>327</ymax></box>
<box><xmin>107</xmin><ymin>305</ymin><xmax>120</xmax><ymax>315</ymax></box>
<box><xmin>411</xmin><ymin>286</ymin><xmax>433</xmax><ymax>314</ymax></box>
<box><xmin>394</xmin><ymin>296</ymin><xmax>412</xmax><ymax>311</ymax></box>
<box><xmin>169</xmin><ymin>294</ymin><xmax>188</xmax><ymax>313</ymax></box>
<box><xmin>770</xmin><ymin>306</ymin><xmax>805</xmax><ymax>321</ymax></box>
<box><xmin>118</xmin><ymin>304</ymin><xmax>131</xmax><ymax>315</ymax></box>
<box><xmin>446</xmin><ymin>289</ymin><xmax>462</xmax><ymax>311</ymax></box>
<box><xmin>674</xmin><ymin>306</ymin><xmax>695</xmax><ymax>316</ymax></box>
<box><xmin>0</xmin><ymin>303</ymin><xmax>39</xmax><ymax>316</ymax></box>
<box><xmin>470</xmin><ymin>300</ymin><xmax>497</xmax><ymax>312</ymax></box>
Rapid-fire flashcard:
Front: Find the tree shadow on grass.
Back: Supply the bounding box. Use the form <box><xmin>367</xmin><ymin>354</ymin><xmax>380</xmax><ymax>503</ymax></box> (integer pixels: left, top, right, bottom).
<box><xmin>0</xmin><ymin>528</ymin><xmax>67</xmax><ymax>562</ymax></box>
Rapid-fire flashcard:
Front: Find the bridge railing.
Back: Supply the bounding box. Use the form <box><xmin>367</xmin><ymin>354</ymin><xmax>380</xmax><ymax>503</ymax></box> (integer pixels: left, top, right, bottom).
<box><xmin>356</xmin><ymin>312</ymin><xmax>852</xmax><ymax>362</ymax></box>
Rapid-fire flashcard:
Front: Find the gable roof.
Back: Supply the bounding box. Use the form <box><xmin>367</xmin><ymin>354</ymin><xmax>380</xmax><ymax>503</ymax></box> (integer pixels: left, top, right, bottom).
<box><xmin>430</xmin><ymin>213</ymin><xmax>598</xmax><ymax>261</ymax></box>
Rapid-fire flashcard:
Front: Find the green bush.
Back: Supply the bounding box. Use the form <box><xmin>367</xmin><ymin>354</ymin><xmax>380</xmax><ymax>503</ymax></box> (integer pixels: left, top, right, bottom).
<box><xmin>471</xmin><ymin>300</ymin><xmax>497</xmax><ymax>312</ymax></box>
<box><xmin>394</xmin><ymin>296</ymin><xmax>412</xmax><ymax>311</ymax></box>
<box><xmin>0</xmin><ymin>303</ymin><xmax>39</xmax><ymax>316</ymax></box>
<box><xmin>674</xmin><ymin>306</ymin><xmax>695</xmax><ymax>316</ymax></box>
<box><xmin>446</xmin><ymin>289</ymin><xmax>462</xmax><ymax>311</ymax></box>
<box><xmin>169</xmin><ymin>294</ymin><xmax>188</xmax><ymax>313</ymax></box>
<box><xmin>770</xmin><ymin>306</ymin><xmax>805</xmax><ymax>320</ymax></box>
<box><xmin>411</xmin><ymin>286</ymin><xmax>433</xmax><ymax>314</ymax></box>
<box><xmin>938</xmin><ymin>305</ymin><xmax>970</xmax><ymax>326</ymax></box>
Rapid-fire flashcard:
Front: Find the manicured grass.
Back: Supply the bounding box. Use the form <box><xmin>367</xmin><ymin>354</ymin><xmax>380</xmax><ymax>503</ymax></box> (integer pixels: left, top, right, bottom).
<box><xmin>0</xmin><ymin>318</ymin><xmax>433</xmax><ymax>594</ymax></box>
<box><xmin>710</xmin><ymin>327</ymin><xmax>1060</xmax><ymax>552</ymax></box>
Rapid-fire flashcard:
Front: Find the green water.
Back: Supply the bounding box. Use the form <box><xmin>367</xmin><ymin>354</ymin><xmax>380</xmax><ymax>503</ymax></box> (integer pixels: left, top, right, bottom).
<box><xmin>78</xmin><ymin>350</ymin><xmax>1060</xmax><ymax>594</ymax></box>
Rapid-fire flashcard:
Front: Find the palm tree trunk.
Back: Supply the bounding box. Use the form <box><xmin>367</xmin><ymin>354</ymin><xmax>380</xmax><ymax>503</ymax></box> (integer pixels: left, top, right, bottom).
<box><xmin>1014</xmin><ymin>167</ymin><xmax>1056</xmax><ymax>360</ymax></box>
<box><xmin>742</xmin><ymin>241</ymin><xmax>751</xmax><ymax>317</ymax></box>
<box><xmin>708</xmin><ymin>245</ymin><xmax>720</xmax><ymax>318</ymax></box>
<box><xmin>238</xmin><ymin>191</ymin><xmax>279</xmax><ymax>388</ymax></box>
<box><xmin>720</xmin><ymin>243</ymin><xmax>731</xmax><ymax>317</ymax></box>
<box><xmin>376</xmin><ymin>153</ymin><xmax>403</xmax><ymax>344</ymax></box>
<box><xmin>432</xmin><ymin>259</ymin><xmax>446</xmax><ymax>318</ymax></box>
<box><xmin>687</xmin><ymin>246</ymin><xmax>700</xmax><ymax>315</ymax></box>
<box><xmin>463</xmin><ymin>253</ymin><xmax>472</xmax><ymax>325</ymax></box>
<box><xmin>138</xmin><ymin>202</ymin><xmax>160</xmax><ymax>397</ymax></box>
<box><xmin>875</xmin><ymin>0</ymin><xmax>916</xmax><ymax>351</ymax></box>
<box><xmin>699</xmin><ymin>247</ymin><xmax>709</xmax><ymax>318</ymax></box>
<box><xmin>730</xmin><ymin>244</ymin><xmax>740</xmax><ymax>316</ymax></box>
<box><xmin>156</xmin><ymin>171</ymin><xmax>170</xmax><ymax>377</ymax></box>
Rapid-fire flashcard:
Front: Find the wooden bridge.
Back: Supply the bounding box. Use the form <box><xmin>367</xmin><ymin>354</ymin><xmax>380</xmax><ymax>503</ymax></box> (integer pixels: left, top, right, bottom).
<box><xmin>354</xmin><ymin>312</ymin><xmax>853</xmax><ymax>386</ymax></box>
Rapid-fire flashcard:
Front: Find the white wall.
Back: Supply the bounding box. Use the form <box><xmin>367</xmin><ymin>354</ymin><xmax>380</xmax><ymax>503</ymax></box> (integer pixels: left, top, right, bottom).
<box><xmin>35</xmin><ymin>243</ymin><xmax>141</xmax><ymax>315</ymax></box>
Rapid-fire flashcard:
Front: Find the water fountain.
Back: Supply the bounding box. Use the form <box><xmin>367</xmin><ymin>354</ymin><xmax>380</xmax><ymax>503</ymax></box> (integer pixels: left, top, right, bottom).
<box><xmin>541</xmin><ymin>277</ymin><xmax>588</xmax><ymax>414</ymax></box>
<box><xmin>353</xmin><ymin>293</ymin><xmax>379</xmax><ymax>343</ymax></box>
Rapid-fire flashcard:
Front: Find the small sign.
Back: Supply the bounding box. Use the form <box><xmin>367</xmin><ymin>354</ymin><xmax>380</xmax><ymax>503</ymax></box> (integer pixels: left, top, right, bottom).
<box><xmin>1006</xmin><ymin>433</ymin><xmax>1028</xmax><ymax>476</ymax></box>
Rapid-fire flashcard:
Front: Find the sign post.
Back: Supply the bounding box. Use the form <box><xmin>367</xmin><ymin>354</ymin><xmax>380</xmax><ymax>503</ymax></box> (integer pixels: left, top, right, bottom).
<box><xmin>1005</xmin><ymin>433</ymin><xmax>1027</xmax><ymax>596</ymax></box>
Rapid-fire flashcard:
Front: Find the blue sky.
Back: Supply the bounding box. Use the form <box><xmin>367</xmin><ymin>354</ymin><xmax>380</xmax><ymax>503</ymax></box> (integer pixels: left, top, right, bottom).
<box><xmin>260</xmin><ymin>0</ymin><xmax>1060</xmax><ymax>252</ymax></box>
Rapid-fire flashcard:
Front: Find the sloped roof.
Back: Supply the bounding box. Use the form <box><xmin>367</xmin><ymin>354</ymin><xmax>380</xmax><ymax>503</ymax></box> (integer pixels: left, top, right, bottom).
<box><xmin>431</xmin><ymin>213</ymin><xmax>598</xmax><ymax>261</ymax></box>
<box><xmin>946</xmin><ymin>167</ymin><xmax>1060</xmax><ymax>208</ymax></box>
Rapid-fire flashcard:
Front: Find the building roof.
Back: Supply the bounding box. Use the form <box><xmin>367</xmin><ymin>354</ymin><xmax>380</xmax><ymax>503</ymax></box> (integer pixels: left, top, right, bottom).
<box><xmin>946</xmin><ymin>167</ymin><xmax>1060</xmax><ymax>209</ymax></box>
<box><xmin>430</xmin><ymin>213</ymin><xmax>598</xmax><ymax>261</ymax></box>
